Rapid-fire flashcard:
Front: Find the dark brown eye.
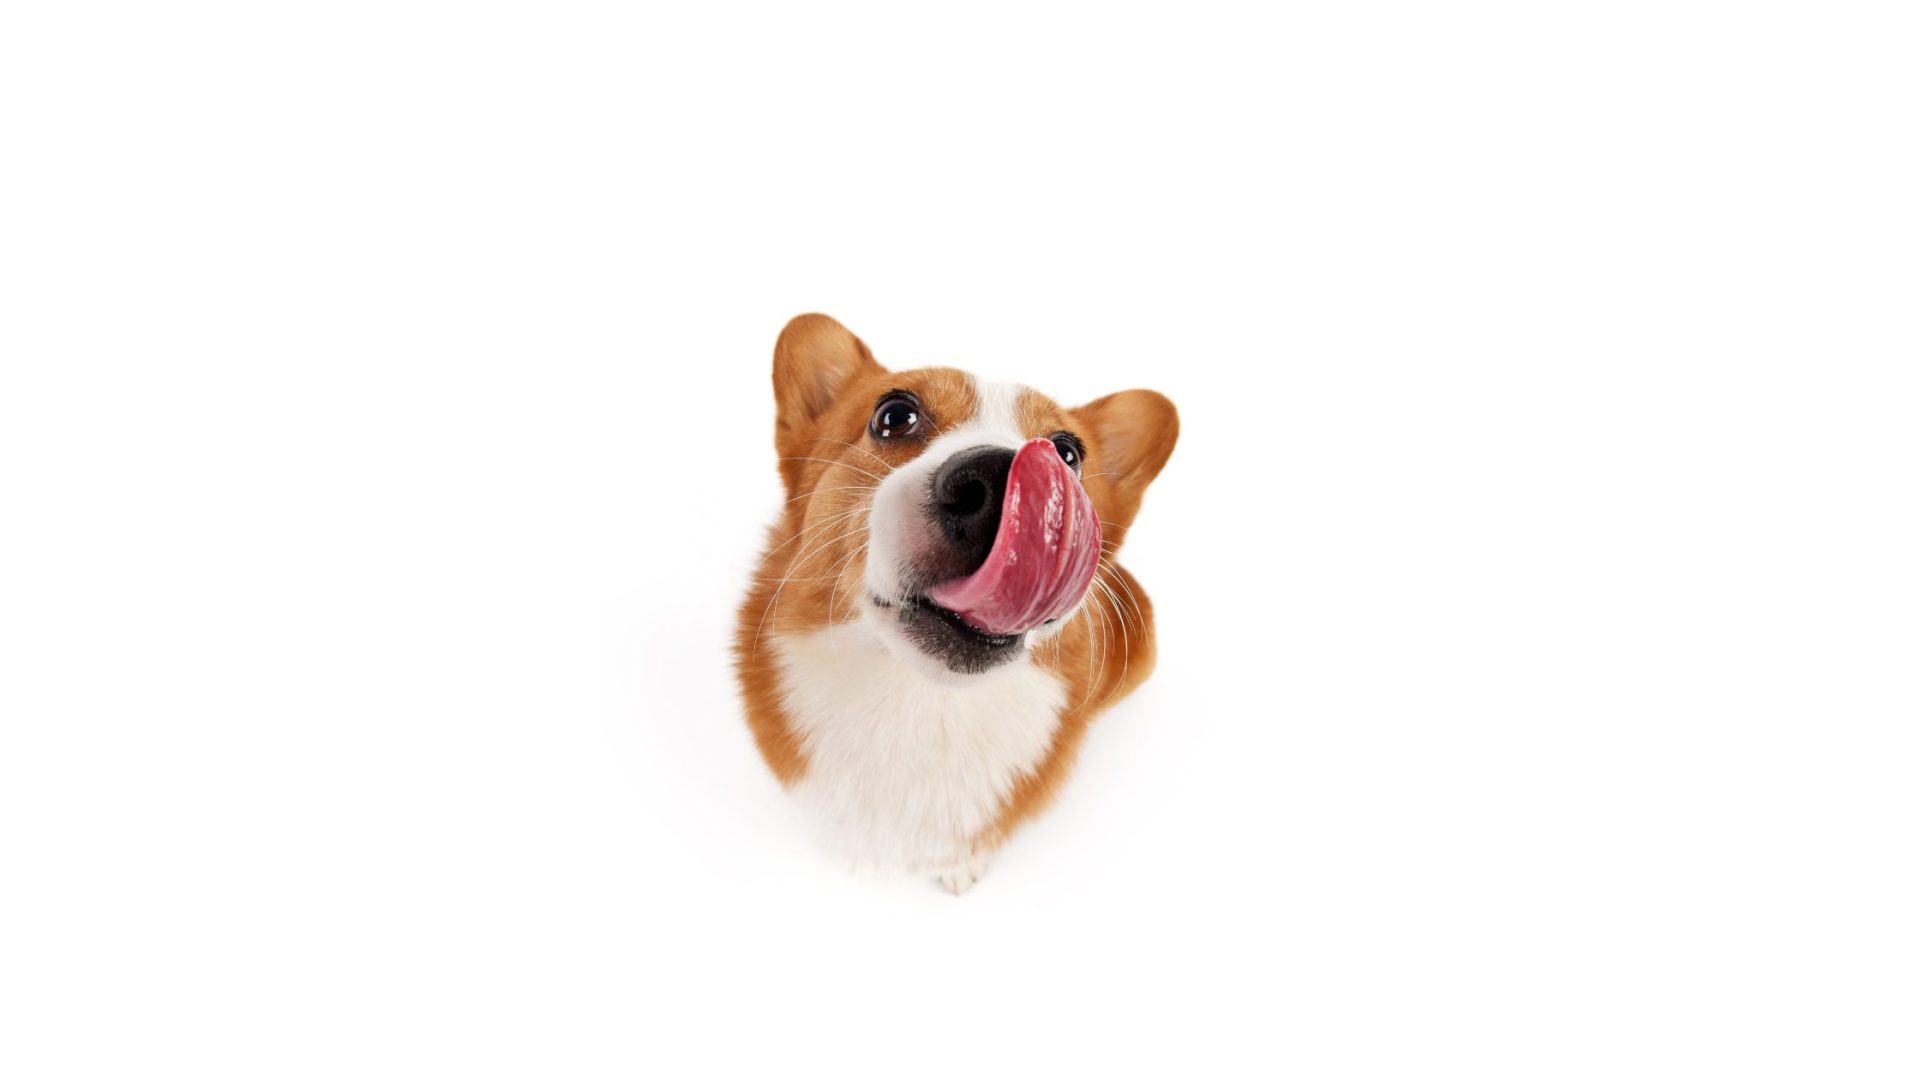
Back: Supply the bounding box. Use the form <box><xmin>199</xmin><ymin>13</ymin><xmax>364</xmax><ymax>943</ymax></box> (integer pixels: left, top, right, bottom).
<box><xmin>1050</xmin><ymin>432</ymin><xmax>1084</xmax><ymax>470</ymax></box>
<box><xmin>869</xmin><ymin>393</ymin><xmax>922</xmax><ymax>439</ymax></box>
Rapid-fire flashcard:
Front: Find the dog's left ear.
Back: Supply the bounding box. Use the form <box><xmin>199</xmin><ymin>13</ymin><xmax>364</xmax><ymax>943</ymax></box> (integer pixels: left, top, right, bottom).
<box><xmin>771</xmin><ymin>313</ymin><xmax>883</xmax><ymax>466</ymax></box>
<box><xmin>1074</xmin><ymin>389</ymin><xmax>1179</xmax><ymax>536</ymax></box>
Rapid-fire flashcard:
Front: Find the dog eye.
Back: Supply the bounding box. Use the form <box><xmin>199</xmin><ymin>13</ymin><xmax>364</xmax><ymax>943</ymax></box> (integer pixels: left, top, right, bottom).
<box><xmin>869</xmin><ymin>394</ymin><xmax>922</xmax><ymax>439</ymax></box>
<box><xmin>1050</xmin><ymin>433</ymin><xmax>1083</xmax><ymax>470</ymax></box>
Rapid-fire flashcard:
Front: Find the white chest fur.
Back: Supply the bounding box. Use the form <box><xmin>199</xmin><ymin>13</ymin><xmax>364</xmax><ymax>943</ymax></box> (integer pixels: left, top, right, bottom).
<box><xmin>773</xmin><ymin>628</ymin><xmax>1065</xmax><ymax>874</ymax></box>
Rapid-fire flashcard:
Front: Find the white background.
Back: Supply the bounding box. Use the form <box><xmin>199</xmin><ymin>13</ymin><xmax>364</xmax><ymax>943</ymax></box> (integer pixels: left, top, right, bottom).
<box><xmin>3</xmin><ymin>2</ymin><xmax>1916</xmax><ymax>1076</ymax></box>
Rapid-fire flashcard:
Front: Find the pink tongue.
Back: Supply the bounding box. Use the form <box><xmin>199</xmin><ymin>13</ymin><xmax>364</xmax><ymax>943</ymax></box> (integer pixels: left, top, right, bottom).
<box><xmin>926</xmin><ymin>438</ymin><xmax>1101</xmax><ymax>636</ymax></box>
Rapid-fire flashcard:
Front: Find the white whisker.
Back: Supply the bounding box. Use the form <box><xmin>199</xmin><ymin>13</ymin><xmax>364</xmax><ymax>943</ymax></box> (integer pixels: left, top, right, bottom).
<box><xmin>751</xmin><ymin>494</ymin><xmax>874</xmax><ymax>654</ymax></box>
<box><xmin>778</xmin><ymin>456</ymin><xmax>887</xmax><ymax>484</ymax></box>
<box><xmin>814</xmin><ymin>437</ymin><xmax>897</xmax><ymax>475</ymax></box>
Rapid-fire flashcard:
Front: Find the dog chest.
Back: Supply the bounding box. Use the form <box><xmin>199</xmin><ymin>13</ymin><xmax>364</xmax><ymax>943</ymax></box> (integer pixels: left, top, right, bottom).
<box><xmin>773</xmin><ymin>629</ymin><xmax>1064</xmax><ymax>871</ymax></box>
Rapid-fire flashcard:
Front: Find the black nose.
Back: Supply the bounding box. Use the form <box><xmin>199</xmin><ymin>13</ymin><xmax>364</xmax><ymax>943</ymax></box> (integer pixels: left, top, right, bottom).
<box><xmin>931</xmin><ymin>446</ymin><xmax>1014</xmax><ymax>571</ymax></box>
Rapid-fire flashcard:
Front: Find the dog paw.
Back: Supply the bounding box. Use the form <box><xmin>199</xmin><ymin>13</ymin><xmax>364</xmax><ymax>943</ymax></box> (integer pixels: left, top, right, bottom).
<box><xmin>936</xmin><ymin>854</ymin><xmax>988</xmax><ymax>896</ymax></box>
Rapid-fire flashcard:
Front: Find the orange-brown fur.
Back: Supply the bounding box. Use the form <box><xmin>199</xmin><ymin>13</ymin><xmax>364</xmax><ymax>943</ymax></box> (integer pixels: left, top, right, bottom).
<box><xmin>733</xmin><ymin>313</ymin><xmax>1178</xmax><ymax>853</ymax></box>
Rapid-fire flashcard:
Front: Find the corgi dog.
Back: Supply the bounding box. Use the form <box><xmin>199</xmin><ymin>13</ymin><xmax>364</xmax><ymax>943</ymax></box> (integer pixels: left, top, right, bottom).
<box><xmin>734</xmin><ymin>314</ymin><xmax>1179</xmax><ymax>893</ymax></box>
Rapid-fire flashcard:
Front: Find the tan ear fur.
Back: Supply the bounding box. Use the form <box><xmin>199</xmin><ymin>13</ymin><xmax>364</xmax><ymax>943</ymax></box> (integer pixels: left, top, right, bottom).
<box><xmin>771</xmin><ymin>314</ymin><xmax>882</xmax><ymax>469</ymax></box>
<box><xmin>1075</xmin><ymin>388</ymin><xmax>1179</xmax><ymax>538</ymax></box>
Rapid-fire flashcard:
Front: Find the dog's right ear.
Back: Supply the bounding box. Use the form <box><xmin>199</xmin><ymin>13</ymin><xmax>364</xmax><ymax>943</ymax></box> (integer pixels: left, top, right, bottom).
<box><xmin>772</xmin><ymin>313</ymin><xmax>882</xmax><ymax>462</ymax></box>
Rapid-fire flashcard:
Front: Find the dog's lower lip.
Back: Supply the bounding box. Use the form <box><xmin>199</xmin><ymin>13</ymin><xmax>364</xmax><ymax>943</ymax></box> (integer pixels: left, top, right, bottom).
<box><xmin>916</xmin><ymin>595</ymin><xmax>1021</xmax><ymax>646</ymax></box>
<box><xmin>874</xmin><ymin>593</ymin><xmax>1021</xmax><ymax>647</ymax></box>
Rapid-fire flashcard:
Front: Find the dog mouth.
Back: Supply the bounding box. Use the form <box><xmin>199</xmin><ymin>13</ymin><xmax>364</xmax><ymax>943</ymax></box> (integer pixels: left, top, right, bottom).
<box><xmin>924</xmin><ymin>438</ymin><xmax>1101</xmax><ymax>637</ymax></box>
<box><xmin>871</xmin><ymin>593</ymin><xmax>1025</xmax><ymax>672</ymax></box>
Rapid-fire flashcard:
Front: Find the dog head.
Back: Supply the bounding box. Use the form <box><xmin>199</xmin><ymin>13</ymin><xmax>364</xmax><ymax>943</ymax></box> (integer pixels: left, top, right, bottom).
<box><xmin>757</xmin><ymin>314</ymin><xmax>1178</xmax><ymax>677</ymax></box>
